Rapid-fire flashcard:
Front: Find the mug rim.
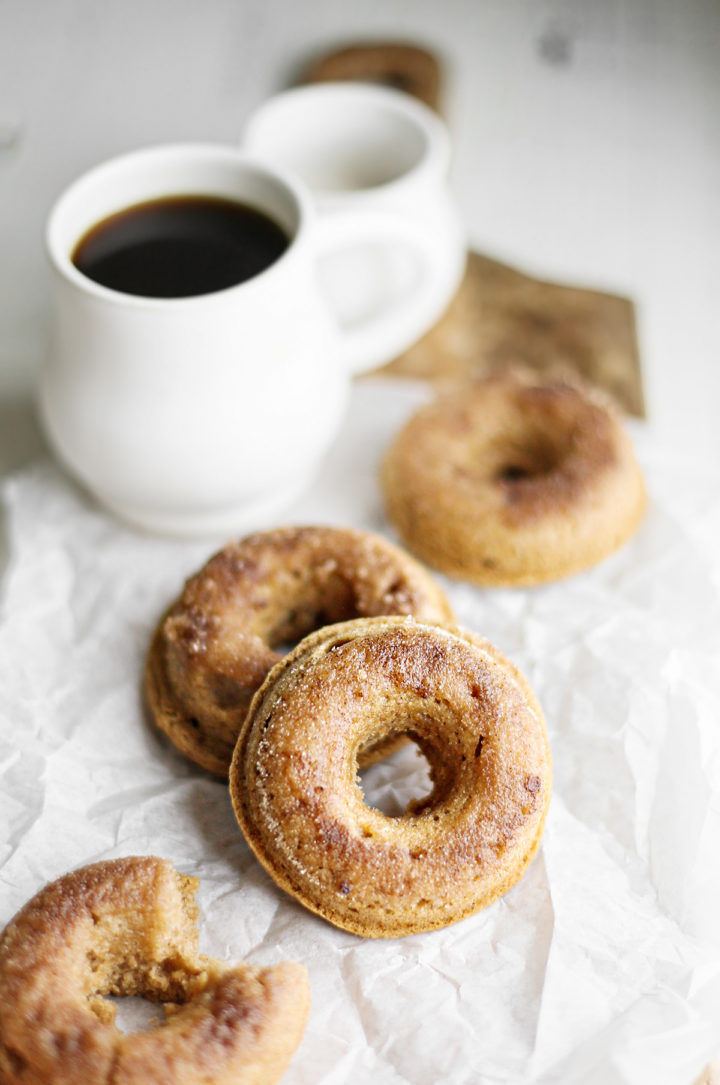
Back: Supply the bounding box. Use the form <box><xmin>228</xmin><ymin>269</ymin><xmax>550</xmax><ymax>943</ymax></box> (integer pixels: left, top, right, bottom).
<box><xmin>45</xmin><ymin>142</ymin><xmax>314</xmax><ymax>308</ymax></box>
<box><xmin>242</xmin><ymin>81</ymin><xmax>452</xmax><ymax>201</ymax></box>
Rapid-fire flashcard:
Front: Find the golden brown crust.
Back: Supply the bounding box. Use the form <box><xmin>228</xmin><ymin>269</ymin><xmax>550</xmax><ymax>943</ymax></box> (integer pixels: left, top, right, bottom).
<box><xmin>302</xmin><ymin>42</ymin><xmax>443</xmax><ymax>112</ymax></box>
<box><xmin>145</xmin><ymin>526</ymin><xmax>453</xmax><ymax>777</ymax></box>
<box><xmin>0</xmin><ymin>857</ymin><xmax>310</xmax><ymax>1085</ymax></box>
<box><xmin>230</xmin><ymin>617</ymin><xmax>551</xmax><ymax>938</ymax></box>
<box><xmin>381</xmin><ymin>369</ymin><xmax>647</xmax><ymax>586</ymax></box>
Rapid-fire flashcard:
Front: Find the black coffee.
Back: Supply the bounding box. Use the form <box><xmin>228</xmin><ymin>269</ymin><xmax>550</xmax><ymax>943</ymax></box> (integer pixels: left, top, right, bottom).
<box><xmin>71</xmin><ymin>195</ymin><xmax>290</xmax><ymax>298</ymax></box>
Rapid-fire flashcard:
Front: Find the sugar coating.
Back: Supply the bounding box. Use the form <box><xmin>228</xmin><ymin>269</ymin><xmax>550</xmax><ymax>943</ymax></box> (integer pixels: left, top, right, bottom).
<box><xmin>230</xmin><ymin>617</ymin><xmax>552</xmax><ymax>939</ymax></box>
<box><xmin>382</xmin><ymin>369</ymin><xmax>647</xmax><ymax>587</ymax></box>
<box><xmin>0</xmin><ymin>857</ymin><xmax>309</xmax><ymax>1084</ymax></box>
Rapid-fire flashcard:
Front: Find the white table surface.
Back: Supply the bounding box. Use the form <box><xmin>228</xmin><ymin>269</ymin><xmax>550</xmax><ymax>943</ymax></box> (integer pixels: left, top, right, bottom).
<box><xmin>1</xmin><ymin>0</ymin><xmax>718</xmax><ymax>473</ymax></box>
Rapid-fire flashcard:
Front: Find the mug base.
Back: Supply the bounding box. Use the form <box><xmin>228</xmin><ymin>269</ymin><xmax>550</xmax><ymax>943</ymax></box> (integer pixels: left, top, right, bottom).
<box><xmin>98</xmin><ymin>474</ymin><xmax>314</xmax><ymax>539</ymax></box>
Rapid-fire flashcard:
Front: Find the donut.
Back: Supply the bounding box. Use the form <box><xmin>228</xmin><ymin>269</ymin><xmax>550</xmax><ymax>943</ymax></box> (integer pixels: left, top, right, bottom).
<box><xmin>145</xmin><ymin>526</ymin><xmax>453</xmax><ymax>777</ymax></box>
<box><xmin>230</xmin><ymin>616</ymin><xmax>551</xmax><ymax>938</ymax></box>
<box><xmin>302</xmin><ymin>42</ymin><xmax>442</xmax><ymax>112</ymax></box>
<box><xmin>0</xmin><ymin>856</ymin><xmax>309</xmax><ymax>1085</ymax></box>
<box><xmin>381</xmin><ymin>369</ymin><xmax>646</xmax><ymax>586</ymax></box>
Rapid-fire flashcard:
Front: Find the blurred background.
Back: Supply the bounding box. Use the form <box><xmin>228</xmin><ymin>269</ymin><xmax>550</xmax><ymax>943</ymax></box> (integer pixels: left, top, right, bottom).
<box><xmin>1</xmin><ymin>0</ymin><xmax>718</xmax><ymax>469</ymax></box>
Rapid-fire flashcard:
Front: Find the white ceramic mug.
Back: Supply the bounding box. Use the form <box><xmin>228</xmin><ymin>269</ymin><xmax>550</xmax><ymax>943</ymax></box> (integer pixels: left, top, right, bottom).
<box><xmin>243</xmin><ymin>82</ymin><xmax>467</xmax><ymax>373</ymax></box>
<box><xmin>39</xmin><ymin>142</ymin><xmax>446</xmax><ymax>536</ymax></box>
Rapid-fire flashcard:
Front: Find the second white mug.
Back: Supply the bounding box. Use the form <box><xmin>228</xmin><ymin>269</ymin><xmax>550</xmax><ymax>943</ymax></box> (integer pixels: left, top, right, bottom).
<box><xmin>242</xmin><ymin>82</ymin><xmax>467</xmax><ymax>374</ymax></box>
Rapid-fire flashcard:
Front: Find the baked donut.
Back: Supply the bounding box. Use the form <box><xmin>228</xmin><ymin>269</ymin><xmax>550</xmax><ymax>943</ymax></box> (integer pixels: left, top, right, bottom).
<box><xmin>302</xmin><ymin>42</ymin><xmax>442</xmax><ymax>112</ymax></box>
<box><xmin>230</xmin><ymin>616</ymin><xmax>551</xmax><ymax>938</ymax></box>
<box><xmin>0</xmin><ymin>856</ymin><xmax>309</xmax><ymax>1085</ymax></box>
<box><xmin>145</xmin><ymin>526</ymin><xmax>453</xmax><ymax>777</ymax></box>
<box><xmin>381</xmin><ymin>369</ymin><xmax>646</xmax><ymax>586</ymax></box>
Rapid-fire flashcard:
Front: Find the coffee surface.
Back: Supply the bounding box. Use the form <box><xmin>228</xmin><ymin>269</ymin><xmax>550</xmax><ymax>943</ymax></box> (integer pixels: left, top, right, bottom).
<box><xmin>72</xmin><ymin>195</ymin><xmax>289</xmax><ymax>298</ymax></box>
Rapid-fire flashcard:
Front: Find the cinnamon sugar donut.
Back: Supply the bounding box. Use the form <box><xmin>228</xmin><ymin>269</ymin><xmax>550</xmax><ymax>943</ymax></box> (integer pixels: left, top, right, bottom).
<box><xmin>145</xmin><ymin>526</ymin><xmax>453</xmax><ymax>777</ymax></box>
<box><xmin>0</xmin><ymin>856</ymin><xmax>309</xmax><ymax>1085</ymax></box>
<box><xmin>382</xmin><ymin>370</ymin><xmax>646</xmax><ymax>587</ymax></box>
<box><xmin>230</xmin><ymin>617</ymin><xmax>551</xmax><ymax>938</ymax></box>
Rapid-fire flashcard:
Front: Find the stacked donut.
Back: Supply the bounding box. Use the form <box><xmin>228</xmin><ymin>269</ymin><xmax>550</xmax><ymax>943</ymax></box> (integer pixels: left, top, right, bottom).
<box><xmin>143</xmin><ymin>523</ymin><xmax>552</xmax><ymax>937</ymax></box>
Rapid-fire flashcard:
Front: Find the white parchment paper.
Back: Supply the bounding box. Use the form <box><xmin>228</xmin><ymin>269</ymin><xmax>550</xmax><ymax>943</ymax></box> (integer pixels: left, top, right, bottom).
<box><xmin>1</xmin><ymin>379</ymin><xmax>719</xmax><ymax>1085</ymax></box>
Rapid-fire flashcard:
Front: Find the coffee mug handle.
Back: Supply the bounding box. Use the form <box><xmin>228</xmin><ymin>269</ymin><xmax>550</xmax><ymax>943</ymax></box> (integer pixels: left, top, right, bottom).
<box><xmin>313</xmin><ymin>210</ymin><xmax>460</xmax><ymax>376</ymax></box>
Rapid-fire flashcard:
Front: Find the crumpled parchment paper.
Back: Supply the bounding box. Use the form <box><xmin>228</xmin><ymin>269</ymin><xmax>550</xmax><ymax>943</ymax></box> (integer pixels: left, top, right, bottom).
<box><xmin>1</xmin><ymin>378</ymin><xmax>719</xmax><ymax>1085</ymax></box>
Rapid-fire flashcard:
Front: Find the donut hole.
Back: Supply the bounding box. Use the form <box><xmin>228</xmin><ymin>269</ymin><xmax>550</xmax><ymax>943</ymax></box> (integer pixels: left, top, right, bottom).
<box><xmin>107</xmin><ymin>994</ymin><xmax>162</xmax><ymax>1033</ymax></box>
<box><xmin>263</xmin><ymin>573</ymin><xmax>414</xmax><ymax>657</ymax></box>
<box><xmin>358</xmin><ymin>737</ymin><xmax>434</xmax><ymax>817</ymax></box>
<box><xmin>261</xmin><ymin>579</ymin><xmax>354</xmax><ymax>655</ymax></box>
<box><xmin>494</xmin><ymin>431</ymin><xmax>567</xmax><ymax>486</ymax></box>
<box><xmin>499</xmin><ymin>464</ymin><xmax>530</xmax><ymax>482</ymax></box>
<box><xmin>354</xmin><ymin>695</ymin><xmax>466</xmax><ymax>818</ymax></box>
